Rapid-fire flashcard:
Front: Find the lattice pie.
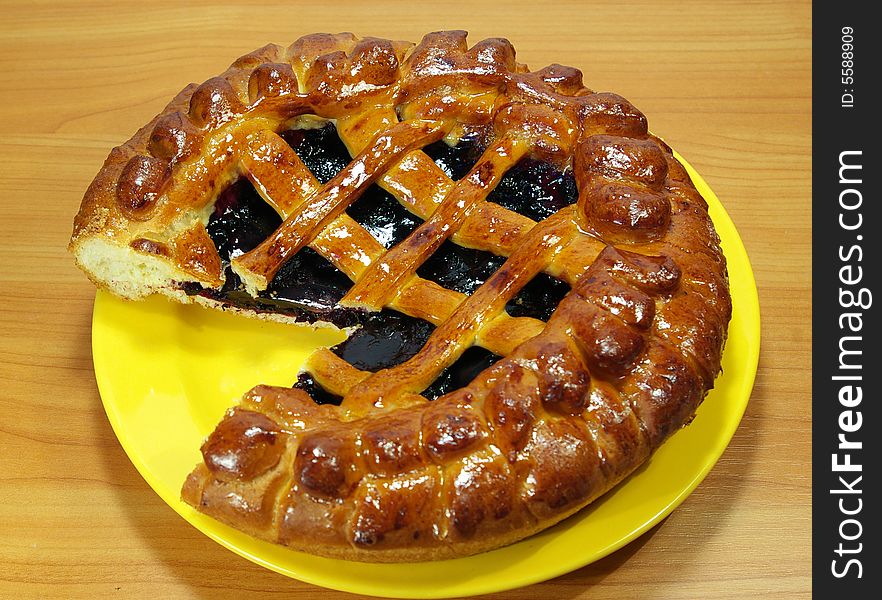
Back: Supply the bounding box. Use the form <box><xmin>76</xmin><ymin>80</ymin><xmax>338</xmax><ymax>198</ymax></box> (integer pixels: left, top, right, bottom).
<box><xmin>70</xmin><ymin>31</ymin><xmax>732</xmax><ymax>562</ymax></box>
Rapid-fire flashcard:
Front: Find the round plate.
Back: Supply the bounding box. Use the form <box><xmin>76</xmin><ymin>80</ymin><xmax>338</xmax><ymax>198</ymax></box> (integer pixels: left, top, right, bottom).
<box><xmin>92</xmin><ymin>153</ymin><xmax>760</xmax><ymax>598</ymax></box>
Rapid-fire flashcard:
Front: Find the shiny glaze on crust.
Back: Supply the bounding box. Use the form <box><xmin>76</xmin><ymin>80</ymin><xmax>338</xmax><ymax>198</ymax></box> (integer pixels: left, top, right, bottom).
<box><xmin>71</xmin><ymin>31</ymin><xmax>732</xmax><ymax>562</ymax></box>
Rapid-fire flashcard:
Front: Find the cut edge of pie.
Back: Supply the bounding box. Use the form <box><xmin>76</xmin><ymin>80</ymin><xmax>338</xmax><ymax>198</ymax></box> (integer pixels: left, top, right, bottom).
<box><xmin>70</xmin><ymin>31</ymin><xmax>733</xmax><ymax>562</ymax></box>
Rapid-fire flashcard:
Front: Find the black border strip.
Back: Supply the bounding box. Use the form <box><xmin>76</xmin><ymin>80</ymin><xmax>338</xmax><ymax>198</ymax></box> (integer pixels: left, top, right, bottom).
<box><xmin>813</xmin><ymin>2</ymin><xmax>877</xmax><ymax>595</ymax></box>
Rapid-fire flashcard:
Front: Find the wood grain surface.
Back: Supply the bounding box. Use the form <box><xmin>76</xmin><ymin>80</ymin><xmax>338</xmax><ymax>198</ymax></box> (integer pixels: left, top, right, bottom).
<box><xmin>0</xmin><ymin>1</ymin><xmax>811</xmax><ymax>598</ymax></box>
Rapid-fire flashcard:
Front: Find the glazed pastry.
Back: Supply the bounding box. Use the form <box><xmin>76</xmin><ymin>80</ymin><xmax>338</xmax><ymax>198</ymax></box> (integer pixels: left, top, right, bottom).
<box><xmin>70</xmin><ymin>31</ymin><xmax>731</xmax><ymax>562</ymax></box>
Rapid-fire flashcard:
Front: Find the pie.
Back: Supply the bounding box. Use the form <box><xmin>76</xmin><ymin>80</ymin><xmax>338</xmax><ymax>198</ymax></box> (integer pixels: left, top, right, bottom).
<box><xmin>69</xmin><ymin>31</ymin><xmax>732</xmax><ymax>562</ymax></box>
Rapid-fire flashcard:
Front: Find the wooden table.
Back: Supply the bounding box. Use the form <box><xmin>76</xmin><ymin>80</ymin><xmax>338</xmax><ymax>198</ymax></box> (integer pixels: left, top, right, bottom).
<box><xmin>0</xmin><ymin>1</ymin><xmax>811</xmax><ymax>598</ymax></box>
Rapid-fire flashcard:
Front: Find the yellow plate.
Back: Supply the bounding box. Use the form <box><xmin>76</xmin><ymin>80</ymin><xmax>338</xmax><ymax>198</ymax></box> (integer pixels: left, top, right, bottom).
<box><xmin>92</xmin><ymin>153</ymin><xmax>760</xmax><ymax>598</ymax></box>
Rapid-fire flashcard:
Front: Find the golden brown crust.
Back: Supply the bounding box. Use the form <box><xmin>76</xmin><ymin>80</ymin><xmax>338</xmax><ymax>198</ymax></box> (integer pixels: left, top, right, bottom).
<box><xmin>70</xmin><ymin>31</ymin><xmax>732</xmax><ymax>562</ymax></box>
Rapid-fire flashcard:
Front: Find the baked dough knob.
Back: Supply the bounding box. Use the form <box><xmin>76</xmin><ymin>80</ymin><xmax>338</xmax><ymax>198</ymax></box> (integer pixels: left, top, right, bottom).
<box><xmin>398</xmin><ymin>32</ymin><xmax>515</xmax><ymax>125</ymax></box>
<box><xmin>302</xmin><ymin>37</ymin><xmax>401</xmax><ymax>109</ymax></box>
<box><xmin>277</xmin><ymin>484</ymin><xmax>352</xmax><ymax>547</ymax></box>
<box><xmin>532</xmin><ymin>63</ymin><xmax>586</xmax><ymax>96</ymax></box>
<box><xmin>445</xmin><ymin>451</ymin><xmax>523</xmax><ymax>541</ymax></box>
<box><xmin>421</xmin><ymin>392</ymin><xmax>489</xmax><ymax>463</ymax></box>
<box><xmin>583</xmin><ymin>381</ymin><xmax>651</xmax><ymax>480</ymax></box>
<box><xmin>481</xmin><ymin>362</ymin><xmax>541</xmax><ymax>462</ymax></box>
<box><xmin>294</xmin><ymin>427</ymin><xmax>363</xmax><ymax>501</ymax></box>
<box><xmin>577</xmin><ymin>135</ymin><xmax>672</xmax><ymax>243</ymax></box>
<box><xmin>578</xmin><ymin>266</ymin><xmax>659</xmax><ymax>328</ymax></box>
<box><xmin>583</xmin><ymin>183</ymin><xmax>672</xmax><ymax>243</ymax></box>
<box><xmin>115</xmin><ymin>155</ymin><xmax>169</xmax><ymax>220</ymax></box>
<box><xmin>187</xmin><ymin>76</ymin><xmax>245</xmax><ymax>129</ymax></box>
<box><xmin>566</xmin><ymin>300</ymin><xmax>647</xmax><ymax>377</ymax></box>
<box><xmin>566</xmin><ymin>246</ymin><xmax>681</xmax><ymax>376</ymax></box>
<box><xmin>182</xmin><ymin>409</ymin><xmax>290</xmax><ymax>534</ymax></box>
<box><xmin>402</xmin><ymin>30</ymin><xmax>493</xmax><ymax>90</ymax></box>
<box><xmin>625</xmin><ymin>342</ymin><xmax>704</xmax><ymax>447</ymax></box>
<box><xmin>287</xmin><ymin>32</ymin><xmax>359</xmax><ymax>80</ymax></box>
<box><xmin>522</xmin><ymin>418</ymin><xmax>604</xmax><ymax>519</ymax></box>
<box><xmin>147</xmin><ymin>111</ymin><xmax>203</xmax><ymax>163</ymax></box>
<box><xmin>347</xmin><ymin>37</ymin><xmax>402</xmax><ymax>87</ymax></box>
<box><xmin>200</xmin><ymin>409</ymin><xmax>286</xmax><ymax>482</ymax></box>
<box><xmin>247</xmin><ymin>62</ymin><xmax>298</xmax><ymax>104</ymax></box>
<box><xmin>492</xmin><ymin>102</ymin><xmax>577</xmax><ymax>164</ymax></box>
<box><xmin>530</xmin><ymin>339</ymin><xmax>592</xmax><ymax>416</ymax></box>
<box><xmin>202</xmin><ymin>409</ymin><xmax>287</xmax><ymax>481</ymax></box>
<box><xmin>576</xmin><ymin>92</ymin><xmax>649</xmax><ymax>138</ymax></box>
<box><xmin>348</xmin><ymin>471</ymin><xmax>441</xmax><ymax>547</ymax></box>
<box><xmin>658</xmin><ymin>285</ymin><xmax>729</xmax><ymax>384</ymax></box>
<box><xmin>278</xmin><ymin>431</ymin><xmax>366</xmax><ymax>547</ymax></box>
<box><xmin>359</xmin><ymin>409</ymin><xmax>427</xmax><ymax>477</ymax></box>
<box><xmin>604</xmin><ymin>247</ymin><xmax>681</xmax><ymax>293</ymax></box>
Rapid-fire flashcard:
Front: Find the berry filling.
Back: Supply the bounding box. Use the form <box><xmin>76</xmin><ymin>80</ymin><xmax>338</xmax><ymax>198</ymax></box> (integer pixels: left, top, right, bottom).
<box><xmin>330</xmin><ymin>309</ymin><xmax>436</xmax><ymax>372</ymax></box>
<box><xmin>487</xmin><ymin>158</ymin><xmax>578</xmax><ymax>222</ymax></box>
<box><xmin>423</xmin><ymin>347</ymin><xmax>501</xmax><ymax>401</ymax></box>
<box><xmin>347</xmin><ymin>186</ymin><xmax>424</xmax><ymax>249</ymax></box>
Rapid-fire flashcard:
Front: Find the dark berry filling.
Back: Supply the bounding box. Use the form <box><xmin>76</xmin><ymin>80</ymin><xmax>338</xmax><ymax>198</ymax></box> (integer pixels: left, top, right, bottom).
<box><xmin>329</xmin><ymin>310</ymin><xmax>435</xmax><ymax>372</ymax></box>
<box><xmin>423</xmin><ymin>131</ymin><xmax>487</xmax><ymax>181</ymax></box>
<box><xmin>293</xmin><ymin>372</ymin><xmax>342</xmax><ymax>406</ymax></box>
<box><xmin>418</xmin><ymin>240</ymin><xmax>503</xmax><ymax>296</ymax></box>
<box><xmin>422</xmin><ymin>347</ymin><xmax>501</xmax><ymax>400</ymax></box>
<box><xmin>265</xmin><ymin>247</ymin><xmax>353</xmax><ymax>312</ymax></box>
<box><xmin>279</xmin><ymin>124</ymin><xmax>350</xmax><ymax>184</ymax></box>
<box><xmin>347</xmin><ymin>186</ymin><xmax>423</xmax><ymax>249</ymax></box>
<box><xmin>505</xmin><ymin>272</ymin><xmax>571</xmax><ymax>321</ymax></box>
<box><xmin>283</xmin><ymin>123</ymin><xmax>424</xmax><ymax>248</ymax></box>
<box><xmin>196</xmin><ymin>177</ymin><xmax>359</xmax><ymax>327</ymax></box>
<box><xmin>296</xmin><ymin>340</ymin><xmax>501</xmax><ymax>403</ymax></box>
<box><xmin>209</xmin><ymin>178</ymin><xmax>281</xmax><ymax>261</ymax></box>
<box><xmin>424</xmin><ymin>129</ymin><xmax>578</xmax><ymax>222</ymax></box>
<box><xmin>417</xmin><ymin>242</ymin><xmax>570</xmax><ymax>321</ymax></box>
<box><xmin>487</xmin><ymin>158</ymin><xmax>578</xmax><ymax>222</ymax></box>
